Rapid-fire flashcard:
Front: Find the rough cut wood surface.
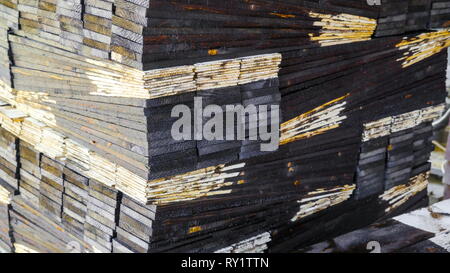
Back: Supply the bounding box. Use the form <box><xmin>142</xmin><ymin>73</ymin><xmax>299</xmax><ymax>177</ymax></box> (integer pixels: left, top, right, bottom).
<box><xmin>0</xmin><ymin>0</ymin><xmax>449</xmax><ymax>253</ymax></box>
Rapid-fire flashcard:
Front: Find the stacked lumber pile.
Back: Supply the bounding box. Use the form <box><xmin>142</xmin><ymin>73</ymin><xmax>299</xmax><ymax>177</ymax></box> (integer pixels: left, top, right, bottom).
<box><xmin>83</xmin><ymin>179</ymin><xmax>120</xmax><ymax>252</ymax></box>
<box><xmin>0</xmin><ymin>18</ymin><xmax>11</xmax><ymax>96</ymax></box>
<box><xmin>39</xmin><ymin>155</ymin><xmax>64</xmax><ymax>222</ymax></box>
<box><xmin>61</xmin><ymin>166</ymin><xmax>88</xmax><ymax>241</ymax></box>
<box><xmin>114</xmin><ymin>194</ymin><xmax>154</xmax><ymax>253</ymax></box>
<box><xmin>0</xmin><ymin>178</ymin><xmax>14</xmax><ymax>252</ymax></box>
<box><xmin>9</xmin><ymin>194</ymin><xmax>89</xmax><ymax>253</ymax></box>
<box><xmin>299</xmin><ymin>199</ymin><xmax>450</xmax><ymax>253</ymax></box>
<box><xmin>0</xmin><ymin>0</ymin><xmax>448</xmax><ymax>253</ymax></box>
<box><xmin>0</xmin><ymin>123</ymin><xmax>19</xmax><ymax>190</ymax></box>
<box><xmin>18</xmin><ymin>142</ymin><xmax>40</xmax><ymax>208</ymax></box>
<box><xmin>431</xmin><ymin>0</ymin><xmax>450</xmax><ymax>28</ymax></box>
<box><xmin>375</xmin><ymin>0</ymin><xmax>424</xmax><ymax>36</ymax></box>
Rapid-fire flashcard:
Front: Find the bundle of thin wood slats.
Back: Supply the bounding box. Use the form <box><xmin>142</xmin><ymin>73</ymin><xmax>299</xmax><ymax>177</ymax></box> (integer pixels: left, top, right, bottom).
<box><xmin>0</xmin><ymin>0</ymin><xmax>449</xmax><ymax>253</ymax></box>
<box><xmin>0</xmin><ymin>181</ymin><xmax>13</xmax><ymax>252</ymax></box>
<box><xmin>300</xmin><ymin>199</ymin><xmax>450</xmax><ymax>253</ymax></box>
<box><xmin>0</xmin><ymin>20</ymin><xmax>11</xmax><ymax>96</ymax></box>
<box><xmin>84</xmin><ymin>179</ymin><xmax>120</xmax><ymax>252</ymax></box>
<box><xmin>431</xmin><ymin>0</ymin><xmax>450</xmax><ymax>28</ymax></box>
<box><xmin>62</xmin><ymin>166</ymin><xmax>88</xmax><ymax>240</ymax></box>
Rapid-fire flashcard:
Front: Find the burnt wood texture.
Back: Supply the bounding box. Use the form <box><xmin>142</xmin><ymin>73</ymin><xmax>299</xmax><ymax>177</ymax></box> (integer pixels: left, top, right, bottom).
<box><xmin>0</xmin><ymin>0</ymin><xmax>449</xmax><ymax>253</ymax></box>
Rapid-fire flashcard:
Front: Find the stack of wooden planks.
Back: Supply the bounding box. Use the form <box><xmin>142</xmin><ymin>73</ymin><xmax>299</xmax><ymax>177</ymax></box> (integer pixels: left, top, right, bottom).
<box><xmin>38</xmin><ymin>155</ymin><xmax>64</xmax><ymax>222</ymax></box>
<box><xmin>0</xmin><ymin>177</ymin><xmax>14</xmax><ymax>252</ymax></box>
<box><xmin>299</xmin><ymin>199</ymin><xmax>450</xmax><ymax>253</ymax></box>
<box><xmin>431</xmin><ymin>0</ymin><xmax>450</xmax><ymax>28</ymax></box>
<box><xmin>0</xmin><ymin>0</ymin><xmax>448</xmax><ymax>253</ymax></box>
<box><xmin>114</xmin><ymin>194</ymin><xmax>154</xmax><ymax>253</ymax></box>
<box><xmin>0</xmin><ymin>123</ymin><xmax>19</xmax><ymax>191</ymax></box>
<box><xmin>61</xmin><ymin>166</ymin><xmax>88</xmax><ymax>241</ymax></box>
<box><xmin>0</xmin><ymin>18</ymin><xmax>11</xmax><ymax>97</ymax></box>
<box><xmin>83</xmin><ymin>179</ymin><xmax>120</xmax><ymax>252</ymax></box>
